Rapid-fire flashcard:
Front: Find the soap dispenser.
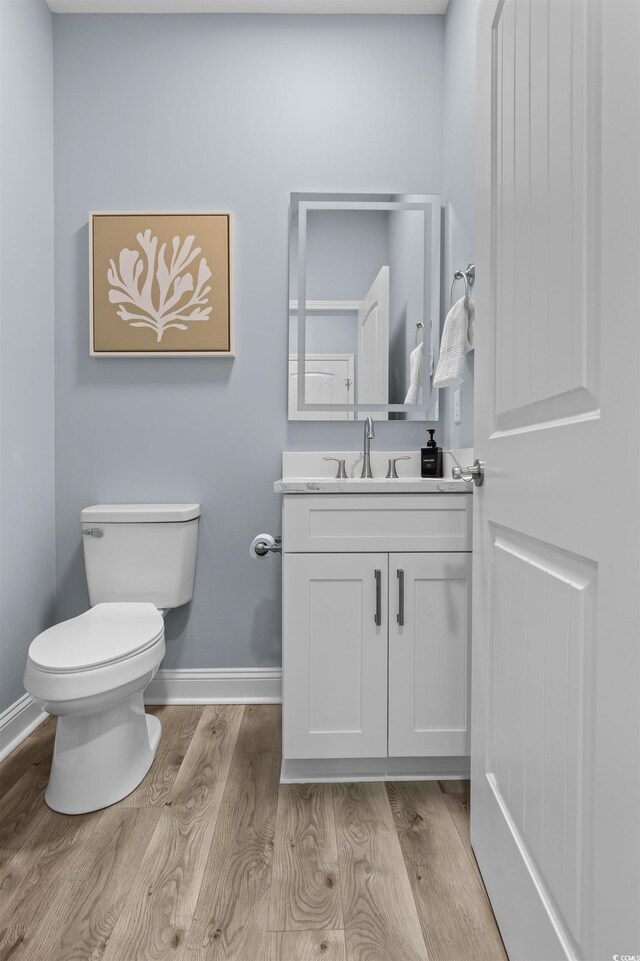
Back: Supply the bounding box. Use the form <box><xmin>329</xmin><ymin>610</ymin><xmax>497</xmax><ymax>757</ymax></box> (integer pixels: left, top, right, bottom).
<box><xmin>421</xmin><ymin>429</ymin><xmax>443</xmax><ymax>478</ymax></box>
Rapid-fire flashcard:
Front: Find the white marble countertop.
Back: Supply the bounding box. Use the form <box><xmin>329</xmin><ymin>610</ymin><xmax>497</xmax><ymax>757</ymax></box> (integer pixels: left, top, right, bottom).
<box><xmin>274</xmin><ymin>449</ymin><xmax>474</xmax><ymax>494</ymax></box>
<box><xmin>274</xmin><ymin>476</ymin><xmax>472</xmax><ymax>494</ymax></box>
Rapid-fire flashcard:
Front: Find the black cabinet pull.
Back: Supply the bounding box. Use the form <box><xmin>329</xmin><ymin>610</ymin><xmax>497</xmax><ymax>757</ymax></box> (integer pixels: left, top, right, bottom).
<box><xmin>374</xmin><ymin>569</ymin><xmax>382</xmax><ymax>626</ymax></box>
<box><xmin>397</xmin><ymin>569</ymin><xmax>405</xmax><ymax>626</ymax></box>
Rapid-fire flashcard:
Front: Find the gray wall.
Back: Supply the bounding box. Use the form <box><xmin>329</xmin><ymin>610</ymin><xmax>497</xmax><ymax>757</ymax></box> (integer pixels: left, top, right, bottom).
<box><xmin>53</xmin><ymin>14</ymin><xmax>444</xmax><ymax>669</ymax></box>
<box><xmin>0</xmin><ymin>1</ymin><xmax>55</xmax><ymax>713</ymax></box>
<box><xmin>441</xmin><ymin>0</ymin><xmax>477</xmax><ymax>450</ymax></box>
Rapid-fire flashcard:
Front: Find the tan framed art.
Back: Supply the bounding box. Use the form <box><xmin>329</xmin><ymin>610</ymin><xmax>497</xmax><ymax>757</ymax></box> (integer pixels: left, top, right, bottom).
<box><xmin>90</xmin><ymin>212</ymin><xmax>234</xmax><ymax>357</ymax></box>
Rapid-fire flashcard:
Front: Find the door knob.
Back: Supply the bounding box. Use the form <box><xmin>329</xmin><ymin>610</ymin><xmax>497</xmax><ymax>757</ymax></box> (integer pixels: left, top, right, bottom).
<box><xmin>452</xmin><ymin>459</ymin><xmax>485</xmax><ymax>487</ymax></box>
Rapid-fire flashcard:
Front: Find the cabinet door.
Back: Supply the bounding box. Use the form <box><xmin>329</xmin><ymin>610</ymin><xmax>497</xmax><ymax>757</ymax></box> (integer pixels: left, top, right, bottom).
<box><xmin>283</xmin><ymin>553</ymin><xmax>388</xmax><ymax>759</ymax></box>
<box><xmin>388</xmin><ymin>552</ymin><xmax>471</xmax><ymax>757</ymax></box>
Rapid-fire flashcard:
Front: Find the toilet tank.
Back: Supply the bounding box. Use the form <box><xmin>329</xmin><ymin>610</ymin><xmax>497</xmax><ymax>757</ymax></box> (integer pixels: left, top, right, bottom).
<box><xmin>81</xmin><ymin>504</ymin><xmax>200</xmax><ymax>609</ymax></box>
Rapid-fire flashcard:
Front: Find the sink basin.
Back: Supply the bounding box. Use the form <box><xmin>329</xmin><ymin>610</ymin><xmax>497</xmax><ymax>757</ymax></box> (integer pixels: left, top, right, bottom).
<box><xmin>274</xmin><ymin>451</ymin><xmax>473</xmax><ymax>494</ymax></box>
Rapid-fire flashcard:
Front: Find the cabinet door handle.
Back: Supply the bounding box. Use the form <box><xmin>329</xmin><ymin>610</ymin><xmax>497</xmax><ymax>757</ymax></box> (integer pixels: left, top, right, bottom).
<box><xmin>374</xmin><ymin>569</ymin><xmax>382</xmax><ymax>626</ymax></box>
<box><xmin>397</xmin><ymin>569</ymin><xmax>405</xmax><ymax>626</ymax></box>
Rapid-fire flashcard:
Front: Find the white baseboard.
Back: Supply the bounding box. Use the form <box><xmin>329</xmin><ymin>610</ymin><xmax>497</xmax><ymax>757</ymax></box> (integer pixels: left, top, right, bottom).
<box><xmin>144</xmin><ymin>667</ymin><xmax>282</xmax><ymax>705</ymax></box>
<box><xmin>0</xmin><ymin>671</ymin><xmax>281</xmax><ymax>762</ymax></box>
<box><xmin>0</xmin><ymin>693</ymin><xmax>47</xmax><ymax>763</ymax></box>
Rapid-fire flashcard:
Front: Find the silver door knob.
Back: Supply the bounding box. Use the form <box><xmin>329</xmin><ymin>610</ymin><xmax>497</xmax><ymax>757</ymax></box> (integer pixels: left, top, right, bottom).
<box><xmin>452</xmin><ymin>459</ymin><xmax>485</xmax><ymax>487</ymax></box>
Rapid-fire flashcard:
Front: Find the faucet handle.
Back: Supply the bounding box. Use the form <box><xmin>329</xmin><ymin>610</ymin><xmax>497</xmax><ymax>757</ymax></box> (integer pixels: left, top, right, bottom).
<box><xmin>323</xmin><ymin>456</ymin><xmax>348</xmax><ymax>479</ymax></box>
<box><xmin>386</xmin><ymin>456</ymin><xmax>411</xmax><ymax>479</ymax></box>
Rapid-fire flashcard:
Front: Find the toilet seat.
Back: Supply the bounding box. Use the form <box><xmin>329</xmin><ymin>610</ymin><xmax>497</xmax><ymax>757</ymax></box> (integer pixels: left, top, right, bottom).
<box><xmin>25</xmin><ymin>602</ymin><xmax>166</xmax><ymax>704</ymax></box>
<box><xmin>28</xmin><ymin>602</ymin><xmax>164</xmax><ymax>673</ymax></box>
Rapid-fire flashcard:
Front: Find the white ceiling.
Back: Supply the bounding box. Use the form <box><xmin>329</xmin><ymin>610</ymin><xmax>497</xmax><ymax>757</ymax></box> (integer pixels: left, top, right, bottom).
<box><xmin>45</xmin><ymin>0</ymin><xmax>448</xmax><ymax>13</ymax></box>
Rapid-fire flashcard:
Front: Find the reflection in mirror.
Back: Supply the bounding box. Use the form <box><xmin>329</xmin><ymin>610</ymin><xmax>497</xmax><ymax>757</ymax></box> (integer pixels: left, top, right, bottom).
<box><xmin>288</xmin><ymin>193</ymin><xmax>441</xmax><ymax>422</ymax></box>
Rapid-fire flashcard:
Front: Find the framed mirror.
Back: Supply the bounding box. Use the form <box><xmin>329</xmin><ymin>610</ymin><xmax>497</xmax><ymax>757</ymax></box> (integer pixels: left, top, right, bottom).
<box><xmin>288</xmin><ymin>192</ymin><xmax>441</xmax><ymax>421</ymax></box>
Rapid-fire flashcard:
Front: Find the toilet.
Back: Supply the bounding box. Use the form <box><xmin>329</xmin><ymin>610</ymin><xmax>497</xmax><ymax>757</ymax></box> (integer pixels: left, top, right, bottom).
<box><xmin>24</xmin><ymin>503</ymin><xmax>200</xmax><ymax>815</ymax></box>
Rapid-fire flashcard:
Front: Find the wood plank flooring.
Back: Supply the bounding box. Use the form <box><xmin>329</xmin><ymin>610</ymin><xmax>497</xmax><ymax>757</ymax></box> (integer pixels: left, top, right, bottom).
<box><xmin>0</xmin><ymin>706</ymin><xmax>508</xmax><ymax>961</ymax></box>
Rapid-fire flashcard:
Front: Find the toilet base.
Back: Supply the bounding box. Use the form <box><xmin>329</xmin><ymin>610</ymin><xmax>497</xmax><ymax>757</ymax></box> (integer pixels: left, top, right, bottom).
<box><xmin>45</xmin><ymin>693</ymin><xmax>162</xmax><ymax>814</ymax></box>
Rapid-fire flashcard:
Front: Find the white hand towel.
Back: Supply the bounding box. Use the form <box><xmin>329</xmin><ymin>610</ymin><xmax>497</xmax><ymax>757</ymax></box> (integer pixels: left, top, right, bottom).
<box><xmin>432</xmin><ymin>297</ymin><xmax>475</xmax><ymax>389</ymax></box>
<box><xmin>404</xmin><ymin>342</ymin><xmax>423</xmax><ymax>404</ymax></box>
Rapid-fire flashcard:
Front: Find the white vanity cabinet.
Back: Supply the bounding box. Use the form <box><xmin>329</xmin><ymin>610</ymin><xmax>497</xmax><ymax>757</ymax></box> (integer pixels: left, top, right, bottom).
<box><xmin>281</xmin><ymin>492</ymin><xmax>473</xmax><ymax>780</ymax></box>
<box><xmin>283</xmin><ymin>551</ymin><xmax>389</xmax><ymax>759</ymax></box>
<box><xmin>387</xmin><ymin>551</ymin><xmax>472</xmax><ymax>758</ymax></box>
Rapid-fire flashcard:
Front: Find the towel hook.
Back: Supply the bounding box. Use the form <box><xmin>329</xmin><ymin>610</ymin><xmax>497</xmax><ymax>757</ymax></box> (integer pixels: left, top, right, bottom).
<box><xmin>450</xmin><ymin>263</ymin><xmax>476</xmax><ymax>308</ymax></box>
<box><xmin>414</xmin><ymin>320</ymin><xmax>424</xmax><ymax>348</ymax></box>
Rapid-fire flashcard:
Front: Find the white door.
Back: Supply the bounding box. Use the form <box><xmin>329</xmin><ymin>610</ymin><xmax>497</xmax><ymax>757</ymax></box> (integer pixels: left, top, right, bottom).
<box><xmin>388</xmin><ymin>552</ymin><xmax>471</xmax><ymax>758</ymax></box>
<box><xmin>472</xmin><ymin>3</ymin><xmax>640</xmax><ymax>960</ymax></box>
<box><xmin>282</xmin><ymin>553</ymin><xmax>388</xmax><ymax>760</ymax></box>
<box><xmin>357</xmin><ymin>266</ymin><xmax>389</xmax><ymax>420</ymax></box>
<box><xmin>288</xmin><ymin>354</ymin><xmax>354</xmax><ymax>421</ymax></box>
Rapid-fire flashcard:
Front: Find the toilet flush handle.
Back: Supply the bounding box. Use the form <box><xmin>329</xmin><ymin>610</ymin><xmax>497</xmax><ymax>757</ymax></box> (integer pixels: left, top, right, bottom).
<box><xmin>82</xmin><ymin>528</ymin><xmax>104</xmax><ymax>537</ymax></box>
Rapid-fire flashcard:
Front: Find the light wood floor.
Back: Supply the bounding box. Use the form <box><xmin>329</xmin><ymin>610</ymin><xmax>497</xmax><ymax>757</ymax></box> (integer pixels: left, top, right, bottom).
<box><xmin>0</xmin><ymin>705</ymin><xmax>508</xmax><ymax>961</ymax></box>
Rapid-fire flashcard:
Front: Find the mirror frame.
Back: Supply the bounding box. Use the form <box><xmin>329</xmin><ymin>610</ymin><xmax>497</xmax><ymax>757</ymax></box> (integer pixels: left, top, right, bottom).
<box><xmin>289</xmin><ymin>192</ymin><xmax>441</xmax><ymax>419</ymax></box>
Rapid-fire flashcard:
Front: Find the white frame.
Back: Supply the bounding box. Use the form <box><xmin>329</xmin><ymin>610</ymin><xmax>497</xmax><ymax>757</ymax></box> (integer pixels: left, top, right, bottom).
<box><xmin>47</xmin><ymin>1</ymin><xmax>450</xmax><ymax>13</ymax></box>
<box><xmin>289</xmin><ymin>192</ymin><xmax>441</xmax><ymax>418</ymax></box>
<box><xmin>89</xmin><ymin>211</ymin><xmax>235</xmax><ymax>358</ymax></box>
<box><xmin>289</xmin><ymin>300</ymin><xmax>361</xmax><ymax>312</ymax></box>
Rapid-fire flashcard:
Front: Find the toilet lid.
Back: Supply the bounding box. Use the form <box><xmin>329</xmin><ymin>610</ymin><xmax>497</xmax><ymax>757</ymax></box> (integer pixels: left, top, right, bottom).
<box><xmin>28</xmin><ymin>603</ymin><xmax>164</xmax><ymax>673</ymax></box>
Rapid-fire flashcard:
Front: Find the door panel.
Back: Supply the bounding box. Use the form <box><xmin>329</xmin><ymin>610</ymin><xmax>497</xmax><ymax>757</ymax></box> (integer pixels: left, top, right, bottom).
<box><xmin>473</xmin><ymin>2</ymin><xmax>640</xmax><ymax>959</ymax></box>
<box><xmin>495</xmin><ymin>0</ymin><xmax>596</xmax><ymax>434</ymax></box>
<box><xmin>490</xmin><ymin>528</ymin><xmax>597</xmax><ymax>942</ymax></box>
<box><xmin>282</xmin><ymin>553</ymin><xmax>388</xmax><ymax>759</ymax></box>
<box><xmin>288</xmin><ymin>355</ymin><xmax>353</xmax><ymax>421</ymax></box>
<box><xmin>388</xmin><ymin>552</ymin><xmax>471</xmax><ymax>758</ymax></box>
<box><xmin>357</xmin><ymin>266</ymin><xmax>389</xmax><ymax>419</ymax></box>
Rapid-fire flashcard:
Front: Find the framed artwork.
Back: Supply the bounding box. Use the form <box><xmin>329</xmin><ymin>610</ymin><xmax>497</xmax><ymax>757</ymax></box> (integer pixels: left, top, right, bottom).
<box><xmin>90</xmin><ymin>212</ymin><xmax>234</xmax><ymax>357</ymax></box>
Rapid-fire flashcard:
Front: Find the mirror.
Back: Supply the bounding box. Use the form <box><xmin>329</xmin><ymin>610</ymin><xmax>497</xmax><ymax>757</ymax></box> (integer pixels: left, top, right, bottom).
<box><xmin>288</xmin><ymin>192</ymin><xmax>441</xmax><ymax>421</ymax></box>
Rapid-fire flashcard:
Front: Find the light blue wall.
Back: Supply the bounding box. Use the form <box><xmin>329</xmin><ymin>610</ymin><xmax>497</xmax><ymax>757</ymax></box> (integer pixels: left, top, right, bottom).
<box><xmin>290</xmin><ymin>209</ymin><xmax>389</xmax><ymax>355</ymax></box>
<box><xmin>0</xmin><ymin>0</ymin><xmax>55</xmax><ymax>713</ymax></box>
<box><xmin>388</xmin><ymin>207</ymin><xmax>429</xmax><ymax>409</ymax></box>
<box><xmin>304</xmin><ymin>210</ymin><xmax>390</xmax><ymax>301</ymax></box>
<box><xmin>53</xmin><ymin>14</ymin><xmax>444</xmax><ymax>669</ymax></box>
<box><xmin>441</xmin><ymin>0</ymin><xmax>477</xmax><ymax>450</ymax></box>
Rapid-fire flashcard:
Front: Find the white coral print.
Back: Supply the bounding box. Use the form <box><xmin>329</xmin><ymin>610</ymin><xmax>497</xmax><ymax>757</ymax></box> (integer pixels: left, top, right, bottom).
<box><xmin>107</xmin><ymin>230</ymin><xmax>212</xmax><ymax>343</ymax></box>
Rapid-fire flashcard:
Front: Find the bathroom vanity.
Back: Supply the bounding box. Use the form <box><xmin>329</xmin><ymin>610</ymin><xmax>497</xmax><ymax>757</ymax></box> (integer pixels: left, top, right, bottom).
<box><xmin>280</xmin><ymin>191</ymin><xmax>474</xmax><ymax>781</ymax></box>
<box><xmin>275</xmin><ymin>452</ymin><xmax>473</xmax><ymax>782</ymax></box>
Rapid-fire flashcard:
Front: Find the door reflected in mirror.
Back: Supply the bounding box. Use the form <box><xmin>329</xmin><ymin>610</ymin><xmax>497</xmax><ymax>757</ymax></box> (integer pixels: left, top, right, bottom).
<box><xmin>288</xmin><ymin>193</ymin><xmax>441</xmax><ymax>422</ymax></box>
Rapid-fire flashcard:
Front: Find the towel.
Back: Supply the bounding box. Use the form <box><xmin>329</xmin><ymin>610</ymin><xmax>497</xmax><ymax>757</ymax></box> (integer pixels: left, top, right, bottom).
<box><xmin>404</xmin><ymin>342</ymin><xmax>423</xmax><ymax>404</ymax></box>
<box><xmin>432</xmin><ymin>297</ymin><xmax>475</xmax><ymax>388</ymax></box>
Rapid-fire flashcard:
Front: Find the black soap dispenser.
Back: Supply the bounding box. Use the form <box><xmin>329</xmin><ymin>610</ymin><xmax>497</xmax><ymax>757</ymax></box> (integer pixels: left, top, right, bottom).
<box><xmin>421</xmin><ymin>429</ymin><xmax>443</xmax><ymax>478</ymax></box>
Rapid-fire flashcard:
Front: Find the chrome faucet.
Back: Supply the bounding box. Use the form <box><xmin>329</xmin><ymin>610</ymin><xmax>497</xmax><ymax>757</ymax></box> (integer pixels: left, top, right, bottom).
<box><xmin>361</xmin><ymin>416</ymin><xmax>375</xmax><ymax>478</ymax></box>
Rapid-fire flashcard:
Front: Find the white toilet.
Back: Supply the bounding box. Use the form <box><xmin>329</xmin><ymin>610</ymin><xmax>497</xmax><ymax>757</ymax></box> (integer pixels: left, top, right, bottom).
<box><xmin>24</xmin><ymin>503</ymin><xmax>200</xmax><ymax>815</ymax></box>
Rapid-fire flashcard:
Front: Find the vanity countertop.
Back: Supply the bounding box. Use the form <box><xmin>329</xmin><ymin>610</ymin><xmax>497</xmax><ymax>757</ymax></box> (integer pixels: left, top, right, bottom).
<box><xmin>274</xmin><ymin>476</ymin><xmax>472</xmax><ymax>494</ymax></box>
<box><xmin>274</xmin><ymin>450</ymin><xmax>474</xmax><ymax>494</ymax></box>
